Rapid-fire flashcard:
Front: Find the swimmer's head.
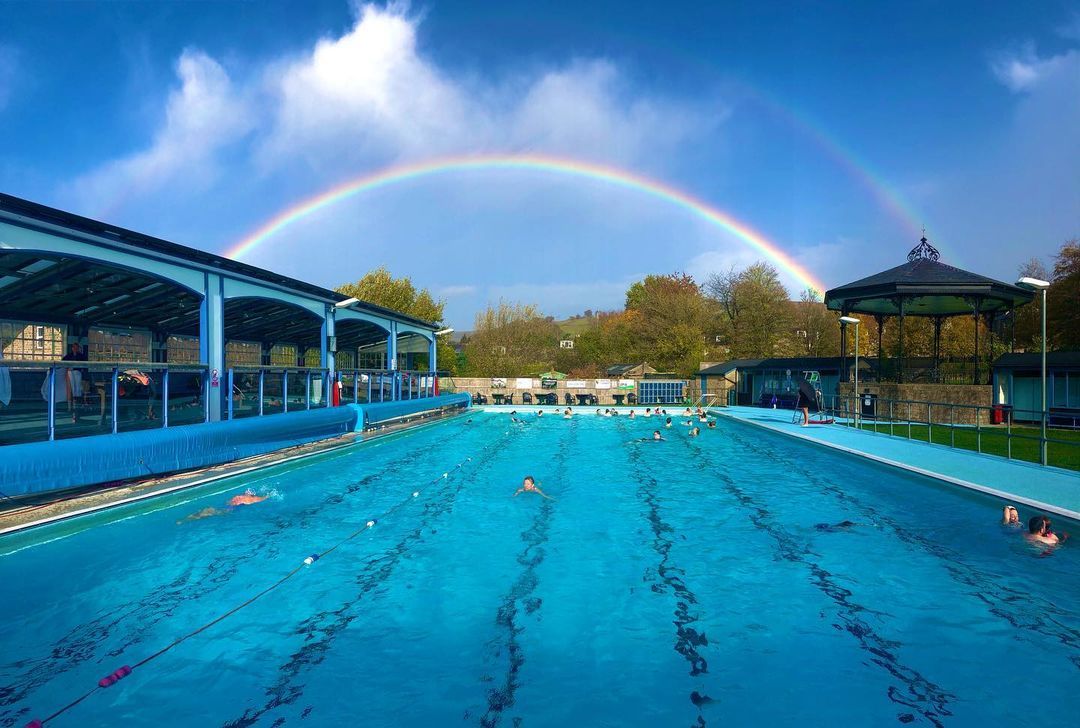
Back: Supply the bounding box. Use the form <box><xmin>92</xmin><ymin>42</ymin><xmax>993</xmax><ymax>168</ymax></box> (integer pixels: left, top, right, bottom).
<box><xmin>523</xmin><ymin>475</ymin><xmax>536</xmax><ymax>490</ymax></box>
<box><xmin>653</xmin><ymin>430</ymin><xmax>661</xmax><ymax>440</ymax></box>
<box><xmin>1029</xmin><ymin>515</ymin><xmax>1049</xmax><ymax>534</ymax></box>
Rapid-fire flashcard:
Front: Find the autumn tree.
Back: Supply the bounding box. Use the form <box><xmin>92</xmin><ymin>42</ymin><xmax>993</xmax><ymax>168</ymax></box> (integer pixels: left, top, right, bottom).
<box><xmin>624</xmin><ymin>273</ymin><xmax>716</xmax><ymax>375</ymax></box>
<box><xmin>462</xmin><ymin>301</ymin><xmax>561</xmax><ymax>376</ymax></box>
<box><xmin>335</xmin><ymin>266</ymin><xmax>456</xmax><ymax>373</ymax></box>
<box><xmin>1049</xmin><ymin>239</ymin><xmax>1080</xmax><ymax>350</ymax></box>
<box><xmin>706</xmin><ymin>262</ymin><xmax>792</xmax><ymax>359</ymax></box>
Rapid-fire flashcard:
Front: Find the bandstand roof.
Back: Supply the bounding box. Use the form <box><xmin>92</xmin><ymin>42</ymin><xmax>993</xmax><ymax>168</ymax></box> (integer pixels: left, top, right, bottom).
<box><xmin>824</xmin><ymin>237</ymin><xmax>1034</xmax><ymax>317</ymax></box>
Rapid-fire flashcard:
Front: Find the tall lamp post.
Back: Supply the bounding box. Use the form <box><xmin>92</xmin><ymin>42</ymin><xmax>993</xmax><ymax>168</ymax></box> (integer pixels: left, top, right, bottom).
<box><xmin>840</xmin><ymin>316</ymin><xmax>861</xmax><ymax>428</ymax></box>
<box><xmin>1017</xmin><ymin>277</ymin><xmax>1050</xmax><ymax>465</ymax></box>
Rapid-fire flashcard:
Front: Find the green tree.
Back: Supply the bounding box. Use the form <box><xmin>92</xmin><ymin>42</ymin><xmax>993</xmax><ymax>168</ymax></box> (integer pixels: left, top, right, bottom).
<box><xmin>1049</xmin><ymin>239</ymin><xmax>1080</xmax><ymax>350</ymax></box>
<box><xmin>624</xmin><ymin>273</ymin><xmax>715</xmax><ymax>375</ymax></box>
<box><xmin>789</xmin><ymin>288</ymin><xmax>840</xmax><ymax>357</ymax></box>
<box><xmin>462</xmin><ymin>301</ymin><xmax>561</xmax><ymax>376</ymax></box>
<box><xmin>335</xmin><ymin>267</ymin><xmax>456</xmax><ymax>373</ymax></box>
<box><xmin>706</xmin><ymin>262</ymin><xmax>791</xmax><ymax>359</ymax></box>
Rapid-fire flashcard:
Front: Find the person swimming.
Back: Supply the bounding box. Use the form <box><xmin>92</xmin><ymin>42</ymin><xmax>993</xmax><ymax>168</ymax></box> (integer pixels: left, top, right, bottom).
<box><xmin>665</xmin><ymin>416</ymin><xmax>673</xmax><ymax>428</ymax></box>
<box><xmin>537</xmin><ymin>410</ymin><xmax>543</xmax><ymax>417</ymax></box>
<box><xmin>689</xmin><ymin>426</ymin><xmax>700</xmax><ymax>437</ymax></box>
<box><xmin>1001</xmin><ymin>505</ymin><xmax>1021</xmax><ymax>527</ymax></box>
<box><xmin>563</xmin><ymin>408</ymin><xmax>573</xmax><ymax>419</ymax></box>
<box><xmin>644</xmin><ymin>408</ymin><xmax>652</xmax><ymax>417</ymax></box>
<box><xmin>707</xmin><ymin>420</ymin><xmax>716</xmax><ymax>429</ymax></box>
<box><xmin>651</xmin><ymin>430</ymin><xmax>664</xmax><ymax>441</ymax></box>
<box><xmin>815</xmin><ymin>520</ymin><xmax>857</xmax><ymax>532</ymax></box>
<box><xmin>179</xmin><ymin>489</ymin><xmax>267</xmax><ymax>523</ymax></box>
<box><xmin>628</xmin><ymin>410</ymin><xmax>635</xmax><ymax>419</ymax></box>
<box><xmin>514</xmin><ymin>475</ymin><xmax>553</xmax><ymax>500</ymax></box>
<box><xmin>1026</xmin><ymin>515</ymin><xmax>1067</xmax><ymax>546</ymax></box>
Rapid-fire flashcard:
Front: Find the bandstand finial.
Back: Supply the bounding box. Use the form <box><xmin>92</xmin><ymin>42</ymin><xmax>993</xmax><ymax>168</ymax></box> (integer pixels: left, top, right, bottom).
<box><xmin>908</xmin><ymin>234</ymin><xmax>940</xmax><ymax>262</ymax></box>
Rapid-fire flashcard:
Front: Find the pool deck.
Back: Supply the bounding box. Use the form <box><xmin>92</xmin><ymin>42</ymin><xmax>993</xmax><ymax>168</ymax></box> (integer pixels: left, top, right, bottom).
<box><xmin>715</xmin><ymin>406</ymin><xmax>1080</xmax><ymax>522</ymax></box>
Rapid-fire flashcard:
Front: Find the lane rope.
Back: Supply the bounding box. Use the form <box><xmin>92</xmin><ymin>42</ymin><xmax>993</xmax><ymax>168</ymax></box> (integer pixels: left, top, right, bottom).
<box><xmin>23</xmin><ymin>454</ymin><xmax>476</xmax><ymax>727</ymax></box>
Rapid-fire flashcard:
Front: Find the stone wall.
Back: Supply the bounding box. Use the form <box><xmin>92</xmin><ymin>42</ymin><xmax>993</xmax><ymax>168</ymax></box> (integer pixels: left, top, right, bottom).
<box><xmin>442</xmin><ymin>376</ymin><xmax>695</xmax><ymax>407</ymax></box>
<box><xmin>839</xmin><ymin>382</ymin><xmax>993</xmax><ymax>425</ymax></box>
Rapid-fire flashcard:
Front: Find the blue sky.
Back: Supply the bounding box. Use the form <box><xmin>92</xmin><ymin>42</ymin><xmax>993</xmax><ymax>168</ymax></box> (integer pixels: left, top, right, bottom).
<box><xmin>1</xmin><ymin>1</ymin><xmax>1077</xmax><ymax>328</ymax></box>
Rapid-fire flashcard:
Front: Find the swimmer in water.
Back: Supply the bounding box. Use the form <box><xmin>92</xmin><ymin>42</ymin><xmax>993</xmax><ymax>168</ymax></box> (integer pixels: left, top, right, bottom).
<box><xmin>1026</xmin><ymin>515</ymin><xmax>1067</xmax><ymax>546</ymax></box>
<box><xmin>651</xmin><ymin>430</ymin><xmax>664</xmax><ymax>441</ymax></box>
<box><xmin>1002</xmin><ymin>505</ymin><xmax>1021</xmax><ymax>527</ymax></box>
<box><xmin>644</xmin><ymin>408</ymin><xmax>652</xmax><ymax>417</ymax></box>
<box><xmin>628</xmin><ymin>410</ymin><xmax>635</xmax><ymax>419</ymax></box>
<box><xmin>537</xmin><ymin>410</ymin><xmax>543</xmax><ymax>417</ymax></box>
<box><xmin>514</xmin><ymin>475</ymin><xmax>553</xmax><ymax>500</ymax></box>
<box><xmin>815</xmin><ymin>520</ymin><xmax>857</xmax><ymax>532</ymax></box>
<box><xmin>178</xmin><ymin>489</ymin><xmax>267</xmax><ymax>523</ymax></box>
<box><xmin>563</xmin><ymin>408</ymin><xmax>572</xmax><ymax>419</ymax></box>
<box><xmin>690</xmin><ymin>426</ymin><xmax>700</xmax><ymax>437</ymax></box>
<box><xmin>665</xmin><ymin>417</ymin><xmax>673</xmax><ymax>428</ymax></box>
<box><xmin>707</xmin><ymin>420</ymin><xmax>716</xmax><ymax>429</ymax></box>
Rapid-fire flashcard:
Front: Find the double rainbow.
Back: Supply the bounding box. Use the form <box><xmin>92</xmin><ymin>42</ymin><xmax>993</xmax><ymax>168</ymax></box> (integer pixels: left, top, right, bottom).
<box><xmin>224</xmin><ymin>153</ymin><xmax>828</xmax><ymax>293</ymax></box>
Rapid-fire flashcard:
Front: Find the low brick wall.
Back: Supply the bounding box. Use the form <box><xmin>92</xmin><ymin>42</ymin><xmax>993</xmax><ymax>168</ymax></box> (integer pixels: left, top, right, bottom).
<box><xmin>443</xmin><ymin>376</ymin><xmax>694</xmax><ymax>407</ymax></box>
<box><xmin>839</xmin><ymin>382</ymin><xmax>993</xmax><ymax>425</ymax></box>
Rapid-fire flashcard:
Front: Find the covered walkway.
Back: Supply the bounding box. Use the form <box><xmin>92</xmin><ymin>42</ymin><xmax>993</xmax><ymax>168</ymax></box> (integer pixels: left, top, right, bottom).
<box><xmin>0</xmin><ymin>193</ymin><xmax>445</xmax><ymax>447</ymax></box>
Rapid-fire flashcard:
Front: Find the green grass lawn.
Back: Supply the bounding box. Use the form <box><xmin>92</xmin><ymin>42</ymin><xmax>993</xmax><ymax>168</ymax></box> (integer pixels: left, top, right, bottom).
<box><xmin>851</xmin><ymin>420</ymin><xmax>1080</xmax><ymax>472</ymax></box>
<box><xmin>556</xmin><ymin>316</ymin><xmax>598</xmax><ymax>336</ymax></box>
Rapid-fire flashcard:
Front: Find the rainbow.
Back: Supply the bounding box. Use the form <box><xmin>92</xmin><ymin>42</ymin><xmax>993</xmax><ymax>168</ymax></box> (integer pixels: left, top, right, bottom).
<box><xmin>224</xmin><ymin>154</ymin><xmax>828</xmax><ymax>293</ymax></box>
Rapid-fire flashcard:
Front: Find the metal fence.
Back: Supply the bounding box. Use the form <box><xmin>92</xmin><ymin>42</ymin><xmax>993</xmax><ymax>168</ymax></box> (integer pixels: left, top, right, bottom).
<box><xmin>820</xmin><ymin>392</ymin><xmax>1079</xmax><ymax>470</ymax></box>
<box><xmin>0</xmin><ymin>361</ymin><xmax>443</xmax><ymax>446</ymax></box>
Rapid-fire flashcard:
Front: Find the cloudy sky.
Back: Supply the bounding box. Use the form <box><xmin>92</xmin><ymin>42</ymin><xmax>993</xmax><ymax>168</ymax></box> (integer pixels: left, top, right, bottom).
<box><xmin>1</xmin><ymin>1</ymin><xmax>1077</xmax><ymax>327</ymax></box>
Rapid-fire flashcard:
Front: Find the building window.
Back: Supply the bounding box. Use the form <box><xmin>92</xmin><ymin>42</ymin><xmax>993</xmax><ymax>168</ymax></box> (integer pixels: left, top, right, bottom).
<box><xmin>88</xmin><ymin>328</ymin><xmax>151</xmax><ymax>362</ymax></box>
<box><xmin>0</xmin><ymin>320</ymin><xmax>64</xmax><ymax>361</ymax></box>
<box><xmin>166</xmin><ymin>335</ymin><xmax>201</xmax><ymax>364</ymax></box>
<box><xmin>226</xmin><ymin>341</ymin><xmax>261</xmax><ymax>367</ymax></box>
<box><xmin>269</xmin><ymin>344</ymin><xmax>298</xmax><ymax>367</ymax></box>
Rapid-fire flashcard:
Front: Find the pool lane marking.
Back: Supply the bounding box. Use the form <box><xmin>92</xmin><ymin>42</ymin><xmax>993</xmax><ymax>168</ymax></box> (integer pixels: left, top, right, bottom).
<box><xmin>727</xmin><ymin>428</ymin><xmax>1080</xmax><ymax>667</ymax></box>
<box><xmin>220</xmin><ymin>421</ymin><xmax>516</xmax><ymax>727</ymax></box>
<box><xmin>680</xmin><ymin>434</ymin><xmax>956</xmax><ymax>726</ymax></box>
<box><xmin>712</xmin><ymin>410</ymin><xmax>1080</xmax><ymax>523</ymax></box>
<box><xmin>4</xmin><ymin>419</ymin><xmax>488</xmax><ymax>728</ymax></box>
<box><xmin>476</xmin><ymin>418</ymin><xmax>571</xmax><ymax>726</ymax></box>
<box><xmin>20</xmin><ymin>442</ymin><xmax>489</xmax><ymax>728</ymax></box>
<box><xmin>617</xmin><ymin>420</ymin><xmax>713</xmax><ymax>726</ymax></box>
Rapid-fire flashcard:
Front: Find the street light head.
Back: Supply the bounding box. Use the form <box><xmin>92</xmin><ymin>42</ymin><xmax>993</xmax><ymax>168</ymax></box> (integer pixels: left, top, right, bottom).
<box><xmin>839</xmin><ymin>316</ymin><xmax>861</xmax><ymax>325</ymax></box>
<box><xmin>1016</xmin><ymin>277</ymin><xmax>1050</xmax><ymax>290</ymax></box>
<box><xmin>434</xmin><ymin>328</ymin><xmax>454</xmax><ymax>336</ymax></box>
<box><xmin>335</xmin><ymin>297</ymin><xmax>360</xmax><ymax>308</ymax></box>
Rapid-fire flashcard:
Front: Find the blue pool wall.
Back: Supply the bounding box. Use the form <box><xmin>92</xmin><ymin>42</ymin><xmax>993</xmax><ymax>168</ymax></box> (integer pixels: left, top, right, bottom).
<box><xmin>2</xmin><ymin>394</ymin><xmax>470</xmax><ymax>497</ymax></box>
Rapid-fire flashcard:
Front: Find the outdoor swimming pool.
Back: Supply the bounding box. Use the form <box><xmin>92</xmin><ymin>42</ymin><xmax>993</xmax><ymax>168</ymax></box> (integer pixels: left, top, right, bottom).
<box><xmin>1</xmin><ymin>411</ymin><xmax>1077</xmax><ymax>727</ymax></box>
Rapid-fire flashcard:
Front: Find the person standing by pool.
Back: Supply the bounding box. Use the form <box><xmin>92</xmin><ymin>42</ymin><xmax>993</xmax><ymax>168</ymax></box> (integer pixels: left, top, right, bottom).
<box><xmin>796</xmin><ymin>378</ymin><xmax>817</xmax><ymax>427</ymax></box>
<box><xmin>514</xmin><ymin>475</ymin><xmax>553</xmax><ymax>499</ymax></box>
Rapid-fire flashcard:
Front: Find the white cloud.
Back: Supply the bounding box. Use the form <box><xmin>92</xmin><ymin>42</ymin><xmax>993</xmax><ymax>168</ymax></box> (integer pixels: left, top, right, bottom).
<box><xmin>68</xmin><ymin>50</ymin><xmax>252</xmax><ymax>211</ymax></box>
<box><xmin>255</xmin><ymin>3</ymin><xmax>708</xmax><ymax>172</ymax></box>
<box><xmin>991</xmin><ymin>43</ymin><xmax>1073</xmax><ymax>92</ymax></box>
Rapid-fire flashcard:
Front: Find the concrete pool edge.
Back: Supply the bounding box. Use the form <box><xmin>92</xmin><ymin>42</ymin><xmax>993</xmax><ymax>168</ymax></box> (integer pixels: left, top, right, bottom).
<box><xmin>713</xmin><ymin>407</ymin><xmax>1080</xmax><ymax>523</ymax></box>
<box><xmin>0</xmin><ymin>406</ymin><xmax>471</xmax><ymax>540</ymax></box>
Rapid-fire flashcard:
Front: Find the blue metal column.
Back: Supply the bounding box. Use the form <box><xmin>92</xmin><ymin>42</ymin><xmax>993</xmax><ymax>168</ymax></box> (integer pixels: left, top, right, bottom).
<box><xmin>199</xmin><ymin>273</ymin><xmax>226</xmax><ymax>422</ymax></box>
<box><xmin>46</xmin><ymin>367</ymin><xmax>56</xmax><ymax>441</ymax></box>
<box><xmin>387</xmin><ymin>322</ymin><xmax>399</xmax><ymax>401</ymax></box>
<box><xmin>163</xmin><ymin>368</ymin><xmax>170</xmax><ymax>428</ymax></box>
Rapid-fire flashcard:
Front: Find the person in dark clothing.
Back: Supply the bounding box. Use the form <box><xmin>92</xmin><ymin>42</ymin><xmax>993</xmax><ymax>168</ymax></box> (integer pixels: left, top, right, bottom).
<box><xmin>796</xmin><ymin>378</ymin><xmax>818</xmax><ymax>427</ymax></box>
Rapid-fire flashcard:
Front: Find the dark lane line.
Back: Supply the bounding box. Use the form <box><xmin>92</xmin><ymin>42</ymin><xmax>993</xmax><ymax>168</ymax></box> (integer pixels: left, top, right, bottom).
<box><xmin>221</xmin><ymin>423</ymin><xmax>515</xmax><ymax>728</ymax></box>
<box><xmin>682</xmin><ymin>433</ymin><xmax>954</xmax><ymax>727</ymax></box>
<box><xmin>0</xmin><ymin>428</ymin><xmax>474</xmax><ymax>726</ymax></box>
<box><xmin>621</xmin><ymin>421</ymin><xmax>711</xmax><ymax>728</ymax></box>
<box><xmin>476</xmin><ymin>419</ymin><xmax>573</xmax><ymax>728</ymax></box>
<box><xmin>728</xmin><ymin>427</ymin><xmax>1080</xmax><ymax>670</ymax></box>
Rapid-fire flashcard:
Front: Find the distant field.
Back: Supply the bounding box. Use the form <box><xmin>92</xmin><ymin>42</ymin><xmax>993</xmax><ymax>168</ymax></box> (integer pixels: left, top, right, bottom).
<box><xmin>852</xmin><ymin>420</ymin><xmax>1080</xmax><ymax>471</ymax></box>
<box><xmin>557</xmin><ymin>316</ymin><xmax>598</xmax><ymax>336</ymax></box>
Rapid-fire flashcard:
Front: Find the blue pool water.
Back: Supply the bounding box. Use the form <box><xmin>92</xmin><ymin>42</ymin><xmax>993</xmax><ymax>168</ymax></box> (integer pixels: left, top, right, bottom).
<box><xmin>1</xmin><ymin>412</ymin><xmax>1078</xmax><ymax>727</ymax></box>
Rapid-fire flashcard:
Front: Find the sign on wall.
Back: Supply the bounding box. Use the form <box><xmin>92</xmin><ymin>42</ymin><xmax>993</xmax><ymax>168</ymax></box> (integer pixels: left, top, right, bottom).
<box><xmin>491</xmin><ymin>377</ymin><xmax>507</xmax><ymax>388</ymax></box>
<box><xmin>594</xmin><ymin>379</ymin><xmax>612</xmax><ymax>389</ymax></box>
<box><xmin>514</xmin><ymin>377</ymin><xmax>534</xmax><ymax>389</ymax></box>
<box><xmin>566</xmin><ymin>380</ymin><xmax>587</xmax><ymax>388</ymax></box>
<box><xmin>618</xmin><ymin>379</ymin><xmax>636</xmax><ymax>389</ymax></box>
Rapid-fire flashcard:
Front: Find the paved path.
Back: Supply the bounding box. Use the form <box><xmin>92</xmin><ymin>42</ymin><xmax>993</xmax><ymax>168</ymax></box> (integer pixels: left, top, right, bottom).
<box><xmin>715</xmin><ymin>405</ymin><xmax>1080</xmax><ymax>522</ymax></box>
